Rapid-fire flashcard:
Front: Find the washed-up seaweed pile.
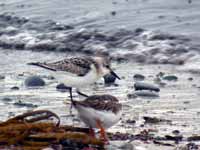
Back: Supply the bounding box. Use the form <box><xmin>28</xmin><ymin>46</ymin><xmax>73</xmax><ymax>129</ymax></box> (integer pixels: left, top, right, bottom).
<box><xmin>0</xmin><ymin>110</ymin><xmax>104</xmax><ymax>150</ymax></box>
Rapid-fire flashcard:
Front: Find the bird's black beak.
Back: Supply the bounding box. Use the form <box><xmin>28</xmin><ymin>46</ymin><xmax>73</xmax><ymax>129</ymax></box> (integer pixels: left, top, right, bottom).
<box><xmin>110</xmin><ymin>69</ymin><xmax>121</xmax><ymax>80</ymax></box>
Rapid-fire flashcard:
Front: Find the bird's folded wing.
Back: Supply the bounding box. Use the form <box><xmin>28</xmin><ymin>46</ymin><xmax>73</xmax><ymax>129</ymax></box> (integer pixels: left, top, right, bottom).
<box><xmin>77</xmin><ymin>95</ymin><xmax>122</xmax><ymax>114</ymax></box>
<box><xmin>28</xmin><ymin>57</ymin><xmax>92</xmax><ymax>76</ymax></box>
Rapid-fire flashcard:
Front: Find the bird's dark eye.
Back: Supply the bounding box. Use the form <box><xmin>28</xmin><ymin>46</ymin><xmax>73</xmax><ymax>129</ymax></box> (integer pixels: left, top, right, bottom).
<box><xmin>105</xmin><ymin>65</ymin><xmax>109</xmax><ymax>68</ymax></box>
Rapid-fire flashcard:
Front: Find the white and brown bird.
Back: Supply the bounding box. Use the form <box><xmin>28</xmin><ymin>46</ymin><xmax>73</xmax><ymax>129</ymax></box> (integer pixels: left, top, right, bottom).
<box><xmin>71</xmin><ymin>94</ymin><xmax>122</xmax><ymax>142</ymax></box>
<box><xmin>28</xmin><ymin>56</ymin><xmax>120</xmax><ymax>101</ymax></box>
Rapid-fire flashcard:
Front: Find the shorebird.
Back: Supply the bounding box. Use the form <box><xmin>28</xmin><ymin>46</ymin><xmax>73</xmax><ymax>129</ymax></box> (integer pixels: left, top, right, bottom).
<box><xmin>28</xmin><ymin>56</ymin><xmax>120</xmax><ymax>101</ymax></box>
<box><xmin>71</xmin><ymin>94</ymin><xmax>122</xmax><ymax>142</ymax></box>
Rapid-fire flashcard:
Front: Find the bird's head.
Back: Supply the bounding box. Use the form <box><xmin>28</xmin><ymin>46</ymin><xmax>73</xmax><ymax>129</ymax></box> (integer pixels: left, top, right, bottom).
<box><xmin>92</xmin><ymin>56</ymin><xmax>120</xmax><ymax>80</ymax></box>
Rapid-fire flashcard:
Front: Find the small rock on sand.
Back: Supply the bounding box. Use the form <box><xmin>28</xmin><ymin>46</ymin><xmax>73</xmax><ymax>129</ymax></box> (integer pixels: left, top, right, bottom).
<box><xmin>56</xmin><ymin>83</ymin><xmax>70</xmax><ymax>92</ymax></box>
<box><xmin>134</xmin><ymin>82</ymin><xmax>160</xmax><ymax>92</ymax></box>
<box><xmin>25</xmin><ymin>75</ymin><xmax>45</xmax><ymax>87</ymax></box>
<box><xmin>133</xmin><ymin>74</ymin><xmax>145</xmax><ymax>81</ymax></box>
<box><xmin>0</xmin><ymin>75</ymin><xmax>5</xmax><ymax>80</ymax></box>
<box><xmin>162</xmin><ymin>75</ymin><xmax>178</xmax><ymax>81</ymax></box>
<box><xmin>10</xmin><ymin>86</ymin><xmax>19</xmax><ymax>90</ymax></box>
<box><xmin>104</xmin><ymin>73</ymin><xmax>116</xmax><ymax>84</ymax></box>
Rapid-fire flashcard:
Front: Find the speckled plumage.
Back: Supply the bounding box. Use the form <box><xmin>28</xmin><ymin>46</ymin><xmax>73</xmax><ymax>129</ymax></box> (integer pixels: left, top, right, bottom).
<box><xmin>74</xmin><ymin>94</ymin><xmax>122</xmax><ymax>114</ymax></box>
<box><xmin>73</xmin><ymin>94</ymin><xmax>122</xmax><ymax>129</ymax></box>
<box><xmin>28</xmin><ymin>57</ymin><xmax>97</xmax><ymax>76</ymax></box>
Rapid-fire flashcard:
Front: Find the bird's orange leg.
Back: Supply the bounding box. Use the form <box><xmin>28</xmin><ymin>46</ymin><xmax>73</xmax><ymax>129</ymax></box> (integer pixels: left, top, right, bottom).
<box><xmin>96</xmin><ymin>119</ymin><xmax>109</xmax><ymax>144</ymax></box>
<box><xmin>89</xmin><ymin>128</ymin><xmax>95</xmax><ymax>138</ymax></box>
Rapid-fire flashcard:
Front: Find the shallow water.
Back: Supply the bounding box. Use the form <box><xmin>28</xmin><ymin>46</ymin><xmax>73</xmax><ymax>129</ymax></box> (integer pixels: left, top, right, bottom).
<box><xmin>1</xmin><ymin>0</ymin><xmax>200</xmax><ymax>34</ymax></box>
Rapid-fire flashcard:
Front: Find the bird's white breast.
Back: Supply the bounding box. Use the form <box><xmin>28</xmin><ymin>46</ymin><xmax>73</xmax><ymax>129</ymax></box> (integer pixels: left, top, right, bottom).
<box><xmin>51</xmin><ymin>68</ymin><xmax>99</xmax><ymax>88</ymax></box>
<box><xmin>76</xmin><ymin>105</ymin><xmax>121</xmax><ymax>129</ymax></box>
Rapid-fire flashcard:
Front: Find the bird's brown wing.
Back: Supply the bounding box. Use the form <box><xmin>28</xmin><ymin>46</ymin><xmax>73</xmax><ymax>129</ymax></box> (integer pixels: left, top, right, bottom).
<box><xmin>28</xmin><ymin>57</ymin><xmax>93</xmax><ymax>76</ymax></box>
<box><xmin>76</xmin><ymin>95</ymin><xmax>122</xmax><ymax>114</ymax></box>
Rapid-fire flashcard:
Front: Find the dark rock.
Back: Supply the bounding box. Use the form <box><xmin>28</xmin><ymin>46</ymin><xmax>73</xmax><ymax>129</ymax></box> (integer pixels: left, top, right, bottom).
<box><xmin>111</xmin><ymin>11</ymin><xmax>116</xmax><ymax>16</ymax></box>
<box><xmin>13</xmin><ymin>100</ymin><xmax>38</xmax><ymax>108</ymax></box>
<box><xmin>18</xmin><ymin>73</ymin><xmax>24</xmax><ymax>76</ymax></box>
<box><xmin>153</xmin><ymin>140</ymin><xmax>174</xmax><ymax>147</ymax></box>
<box><xmin>0</xmin><ymin>3</ymin><xmax>5</xmax><ymax>7</ymax></box>
<box><xmin>172</xmin><ymin>130</ymin><xmax>180</xmax><ymax>135</ymax></box>
<box><xmin>127</xmin><ymin>93</ymin><xmax>137</xmax><ymax>99</ymax></box>
<box><xmin>158</xmin><ymin>15</ymin><xmax>166</xmax><ymax>19</ymax></box>
<box><xmin>134</xmin><ymin>28</ymin><xmax>145</xmax><ymax>35</ymax></box>
<box><xmin>165</xmin><ymin>135</ymin><xmax>183</xmax><ymax>143</ymax></box>
<box><xmin>134</xmin><ymin>82</ymin><xmax>160</xmax><ymax>92</ymax></box>
<box><xmin>2</xmin><ymin>97</ymin><xmax>12</xmax><ymax>101</ymax></box>
<box><xmin>183</xmin><ymin>101</ymin><xmax>190</xmax><ymax>104</ymax></box>
<box><xmin>25</xmin><ymin>75</ymin><xmax>45</xmax><ymax>87</ymax></box>
<box><xmin>15</xmin><ymin>43</ymin><xmax>25</xmax><ymax>49</ymax></box>
<box><xmin>186</xmin><ymin>143</ymin><xmax>199</xmax><ymax>150</ymax></box>
<box><xmin>188</xmin><ymin>0</ymin><xmax>192</xmax><ymax>4</ymax></box>
<box><xmin>11</xmin><ymin>86</ymin><xmax>19</xmax><ymax>90</ymax></box>
<box><xmin>133</xmin><ymin>74</ymin><xmax>145</xmax><ymax>81</ymax></box>
<box><xmin>149</xmin><ymin>33</ymin><xmax>176</xmax><ymax>41</ymax></box>
<box><xmin>104</xmin><ymin>73</ymin><xmax>116</xmax><ymax>84</ymax></box>
<box><xmin>134</xmin><ymin>90</ymin><xmax>159</xmax><ymax>97</ymax></box>
<box><xmin>126</xmin><ymin>119</ymin><xmax>136</xmax><ymax>124</ymax></box>
<box><xmin>144</xmin><ymin>116</ymin><xmax>161</xmax><ymax>124</ymax></box>
<box><xmin>47</xmin><ymin>76</ymin><xmax>55</xmax><ymax>80</ymax></box>
<box><xmin>188</xmin><ymin>135</ymin><xmax>200</xmax><ymax>141</ymax></box>
<box><xmin>108</xmin><ymin>132</ymin><xmax>135</xmax><ymax>141</ymax></box>
<box><xmin>42</xmin><ymin>75</ymin><xmax>55</xmax><ymax>80</ymax></box>
<box><xmin>162</xmin><ymin>75</ymin><xmax>178</xmax><ymax>81</ymax></box>
<box><xmin>0</xmin><ymin>13</ymin><xmax>28</xmax><ymax>26</ymax></box>
<box><xmin>156</xmin><ymin>72</ymin><xmax>165</xmax><ymax>77</ymax></box>
<box><xmin>188</xmin><ymin>77</ymin><xmax>193</xmax><ymax>81</ymax></box>
<box><xmin>0</xmin><ymin>75</ymin><xmax>5</xmax><ymax>80</ymax></box>
<box><xmin>144</xmin><ymin>116</ymin><xmax>171</xmax><ymax>124</ymax></box>
<box><xmin>51</xmin><ymin>24</ymin><xmax>74</xmax><ymax>31</ymax></box>
<box><xmin>56</xmin><ymin>83</ymin><xmax>70</xmax><ymax>92</ymax></box>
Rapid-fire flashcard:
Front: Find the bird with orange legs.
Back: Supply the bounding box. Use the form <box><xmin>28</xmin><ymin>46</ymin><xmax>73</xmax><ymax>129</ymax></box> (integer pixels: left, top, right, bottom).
<box><xmin>70</xmin><ymin>94</ymin><xmax>122</xmax><ymax>143</ymax></box>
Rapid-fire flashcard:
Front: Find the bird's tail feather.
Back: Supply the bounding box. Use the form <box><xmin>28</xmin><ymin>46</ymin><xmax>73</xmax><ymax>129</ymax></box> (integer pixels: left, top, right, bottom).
<box><xmin>27</xmin><ymin>62</ymin><xmax>56</xmax><ymax>71</ymax></box>
<box><xmin>27</xmin><ymin>62</ymin><xmax>40</xmax><ymax>66</ymax></box>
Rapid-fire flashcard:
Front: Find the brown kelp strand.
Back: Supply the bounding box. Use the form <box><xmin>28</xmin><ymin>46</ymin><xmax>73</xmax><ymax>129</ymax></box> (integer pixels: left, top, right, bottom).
<box><xmin>0</xmin><ymin>110</ymin><xmax>104</xmax><ymax>150</ymax></box>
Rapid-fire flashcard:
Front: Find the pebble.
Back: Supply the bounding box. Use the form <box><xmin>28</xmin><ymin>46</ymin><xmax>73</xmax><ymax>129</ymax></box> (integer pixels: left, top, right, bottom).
<box><xmin>111</xmin><ymin>11</ymin><xmax>117</xmax><ymax>16</ymax></box>
<box><xmin>126</xmin><ymin>119</ymin><xmax>136</xmax><ymax>124</ymax></box>
<box><xmin>186</xmin><ymin>143</ymin><xmax>199</xmax><ymax>149</ymax></box>
<box><xmin>162</xmin><ymin>75</ymin><xmax>178</xmax><ymax>81</ymax></box>
<box><xmin>156</xmin><ymin>72</ymin><xmax>165</xmax><ymax>78</ymax></box>
<box><xmin>134</xmin><ymin>82</ymin><xmax>160</xmax><ymax>92</ymax></box>
<box><xmin>127</xmin><ymin>93</ymin><xmax>138</xmax><ymax>99</ymax></box>
<box><xmin>143</xmin><ymin>116</ymin><xmax>171</xmax><ymax>124</ymax></box>
<box><xmin>2</xmin><ymin>97</ymin><xmax>12</xmax><ymax>101</ymax></box>
<box><xmin>188</xmin><ymin>135</ymin><xmax>200</xmax><ymax>141</ymax></box>
<box><xmin>13</xmin><ymin>100</ymin><xmax>38</xmax><ymax>108</ymax></box>
<box><xmin>165</xmin><ymin>135</ymin><xmax>183</xmax><ymax>143</ymax></box>
<box><xmin>25</xmin><ymin>75</ymin><xmax>45</xmax><ymax>87</ymax></box>
<box><xmin>172</xmin><ymin>130</ymin><xmax>180</xmax><ymax>135</ymax></box>
<box><xmin>56</xmin><ymin>83</ymin><xmax>70</xmax><ymax>92</ymax></box>
<box><xmin>188</xmin><ymin>77</ymin><xmax>193</xmax><ymax>81</ymax></box>
<box><xmin>133</xmin><ymin>74</ymin><xmax>145</xmax><ymax>81</ymax></box>
<box><xmin>0</xmin><ymin>75</ymin><xmax>5</xmax><ymax>80</ymax></box>
<box><xmin>104</xmin><ymin>73</ymin><xmax>116</xmax><ymax>84</ymax></box>
<box><xmin>10</xmin><ymin>86</ymin><xmax>19</xmax><ymax>90</ymax></box>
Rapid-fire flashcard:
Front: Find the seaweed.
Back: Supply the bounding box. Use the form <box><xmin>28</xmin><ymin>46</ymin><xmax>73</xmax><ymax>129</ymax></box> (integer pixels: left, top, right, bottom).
<box><xmin>0</xmin><ymin>110</ymin><xmax>104</xmax><ymax>150</ymax></box>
